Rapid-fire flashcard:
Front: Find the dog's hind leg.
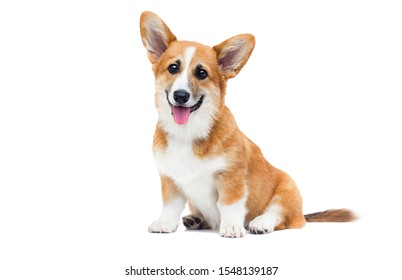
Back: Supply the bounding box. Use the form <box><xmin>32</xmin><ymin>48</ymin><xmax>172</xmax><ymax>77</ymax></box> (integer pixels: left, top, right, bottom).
<box><xmin>182</xmin><ymin>214</ymin><xmax>211</xmax><ymax>230</ymax></box>
<box><xmin>248</xmin><ymin>175</ymin><xmax>306</xmax><ymax>234</ymax></box>
<box><xmin>182</xmin><ymin>203</ymin><xmax>211</xmax><ymax>230</ymax></box>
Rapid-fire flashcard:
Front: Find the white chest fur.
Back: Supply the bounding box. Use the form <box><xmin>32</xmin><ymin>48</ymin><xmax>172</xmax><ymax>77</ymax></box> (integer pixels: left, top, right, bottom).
<box><xmin>153</xmin><ymin>136</ymin><xmax>227</xmax><ymax>229</ymax></box>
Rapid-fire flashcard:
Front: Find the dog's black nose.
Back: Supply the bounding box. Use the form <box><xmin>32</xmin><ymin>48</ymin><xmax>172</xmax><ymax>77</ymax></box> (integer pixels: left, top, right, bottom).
<box><xmin>173</xmin><ymin>90</ymin><xmax>190</xmax><ymax>104</ymax></box>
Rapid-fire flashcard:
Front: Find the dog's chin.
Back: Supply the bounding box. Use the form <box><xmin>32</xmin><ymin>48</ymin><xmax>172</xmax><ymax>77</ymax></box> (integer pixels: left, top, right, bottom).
<box><xmin>157</xmin><ymin>95</ymin><xmax>217</xmax><ymax>141</ymax></box>
<box><xmin>168</xmin><ymin>96</ymin><xmax>204</xmax><ymax>125</ymax></box>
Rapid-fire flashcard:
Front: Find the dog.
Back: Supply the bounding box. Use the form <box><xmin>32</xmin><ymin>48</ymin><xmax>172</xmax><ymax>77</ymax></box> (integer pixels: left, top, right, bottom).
<box><xmin>140</xmin><ymin>11</ymin><xmax>355</xmax><ymax>237</ymax></box>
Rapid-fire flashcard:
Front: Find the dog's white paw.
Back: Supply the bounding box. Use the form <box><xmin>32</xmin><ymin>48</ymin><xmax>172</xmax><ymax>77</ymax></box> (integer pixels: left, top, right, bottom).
<box><xmin>248</xmin><ymin>215</ymin><xmax>277</xmax><ymax>234</ymax></box>
<box><xmin>219</xmin><ymin>225</ymin><xmax>246</xmax><ymax>238</ymax></box>
<box><xmin>148</xmin><ymin>218</ymin><xmax>179</xmax><ymax>233</ymax></box>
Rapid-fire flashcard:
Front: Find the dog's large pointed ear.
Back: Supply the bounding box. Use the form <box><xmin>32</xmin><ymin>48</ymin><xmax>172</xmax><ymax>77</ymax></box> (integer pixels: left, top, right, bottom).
<box><xmin>213</xmin><ymin>34</ymin><xmax>255</xmax><ymax>79</ymax></box>
<box><xmin>140</xmin><ymin>11</ymin><xmax>177</xmax><ymax>63</ymax></box>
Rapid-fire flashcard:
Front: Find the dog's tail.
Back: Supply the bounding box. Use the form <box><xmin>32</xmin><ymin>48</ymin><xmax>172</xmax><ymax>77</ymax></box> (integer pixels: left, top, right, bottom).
<box><xmin>304</xmin><ymin>208</ymin><xmax>357</xmax><ymax>222</ymax></box>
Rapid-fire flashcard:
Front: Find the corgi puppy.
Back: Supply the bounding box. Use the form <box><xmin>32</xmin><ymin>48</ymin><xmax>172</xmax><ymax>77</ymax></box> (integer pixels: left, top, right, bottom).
<box><xmin>140</xmin><ymin>11</ymin><xmax>355</xmax><ymax>237</ymax></box>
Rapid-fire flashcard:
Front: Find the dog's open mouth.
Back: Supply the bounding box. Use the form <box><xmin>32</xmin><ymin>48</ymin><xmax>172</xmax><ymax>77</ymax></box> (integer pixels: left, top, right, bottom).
<box><xmin>168</xmin><ymin>95</ymin><xmax>204</xmax><ymax>125</ymax></box>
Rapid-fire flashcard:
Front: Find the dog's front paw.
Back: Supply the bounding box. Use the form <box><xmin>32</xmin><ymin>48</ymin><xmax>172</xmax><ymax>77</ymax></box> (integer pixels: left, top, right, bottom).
<box><xmin>148</xmin><ymin>218</ymin><xmax>179</xmax><ymax>233</ymax></box>
<box><xmin>219</xmin><ymin>225</ymin><xmax>246</xmax><ymax>238</ymax></box>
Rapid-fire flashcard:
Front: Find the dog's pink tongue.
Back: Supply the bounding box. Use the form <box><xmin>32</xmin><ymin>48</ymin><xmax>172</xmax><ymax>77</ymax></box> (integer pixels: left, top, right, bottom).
<box><xmin>172</xmin><ymin>106</ymin><xmax>190</xmax><ymax>125</ymax></box>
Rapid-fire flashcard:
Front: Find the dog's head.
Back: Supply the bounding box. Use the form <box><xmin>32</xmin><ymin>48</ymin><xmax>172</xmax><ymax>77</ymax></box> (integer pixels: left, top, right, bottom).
<box><xmin>140</xmin><ymin>11</ymin><xmax>255</xmax><ymax>140</ymax></box>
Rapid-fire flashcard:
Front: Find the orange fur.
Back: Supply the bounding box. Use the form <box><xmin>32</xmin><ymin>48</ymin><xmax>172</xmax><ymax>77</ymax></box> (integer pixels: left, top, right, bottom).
<box><xmin>160</xmin><ymin>175</ymin><xmax>181</xmax><ymax>203</ymax></box>
<box><xmin>304</xmin><ymin>209</ymin><xmax>357</xmax><ymax>222</ymax></box>
<box><xmin>152</xmin><ymin>124</ymin><xmax>168</xmax><ymax>152</ymax></box>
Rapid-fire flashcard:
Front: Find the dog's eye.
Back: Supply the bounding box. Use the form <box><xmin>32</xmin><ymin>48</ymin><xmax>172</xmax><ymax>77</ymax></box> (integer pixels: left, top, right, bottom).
<box><xmin>195</xmin><ymin>68</ymin><xmax>208</xmax><ymax>80</ymax></box>
<box><xmin>168</xmin><ymin>64</ymin><xmax>179</xmax><ymax>74</ymax></box>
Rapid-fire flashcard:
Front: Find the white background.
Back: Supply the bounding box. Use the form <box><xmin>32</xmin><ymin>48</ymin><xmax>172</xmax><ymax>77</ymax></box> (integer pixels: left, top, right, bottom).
<box><xmin>1</xmin><ymin>0</ymin><xmax>401</xmax><ymax>279</ymax></box>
